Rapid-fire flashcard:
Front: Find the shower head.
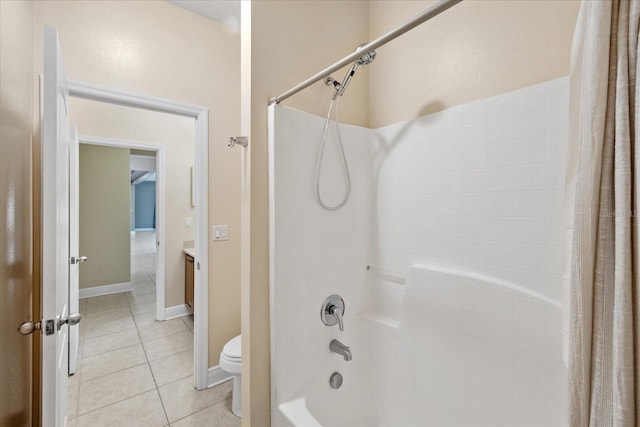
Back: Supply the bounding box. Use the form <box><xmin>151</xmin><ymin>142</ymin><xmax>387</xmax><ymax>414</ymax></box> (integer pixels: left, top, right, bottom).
<box><xmin>326</xmin><ymin>43</ymin><xmax>377</xmax><ymax>100</ymax></box>
<box><xmin>354</xmin><ymin>44</ymin><xmax>376</xmax><ymax>66</ymax></box>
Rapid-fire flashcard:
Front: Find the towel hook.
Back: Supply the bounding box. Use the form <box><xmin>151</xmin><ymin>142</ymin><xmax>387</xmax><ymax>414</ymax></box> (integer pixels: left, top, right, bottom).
<box><xmin>228</xmin><ymin>136</ymin><xmax>248</xmax><ymax>148</ymax></box>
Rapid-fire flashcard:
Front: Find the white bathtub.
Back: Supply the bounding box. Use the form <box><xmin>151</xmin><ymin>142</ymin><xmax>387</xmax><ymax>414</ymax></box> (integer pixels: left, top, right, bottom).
<box><xmin>274</xmin><ymin>264</ymin><xmax>567</xmax><ymax>427</ymax></box>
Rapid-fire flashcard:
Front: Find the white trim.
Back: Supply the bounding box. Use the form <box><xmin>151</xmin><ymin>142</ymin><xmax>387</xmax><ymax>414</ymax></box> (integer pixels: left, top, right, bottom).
<box><xmin>130</xmin><ymin>154</ymin><xmax>156</xmax><ymax>172</ymax></box>
<box><xmin>208</xmin><ymin>365</ymin><xmax>232</xmax><ymax>388</ymax></box>
<box><xmin>156</xmin><ymin>150</ymin><xmax>166</xmax><ymax>322</ymax></box>
<box><xmin>68</xmin><ymin>80</ymin><xmax>207</xmax><ymax>117</ymax></box>
<box><xmin>165</xmin><ymin>304</ymin><xmax>192</xmax><ymax>320</ymax></box>
<box><xmin>267</xmin><ymin>104</ymin><xmax>278</xmax><ymax>421</ymax></box>
<box><xmin>78</xmin><ymin>282</ymin><xmax>132</xmax><ymax>299</ymax></box>
<box><xmin>79</xmin><ymin>135</ymin><xmax>162</xmax><ymax>150</ymax></box>
<box><xmin>193</xmin><ymin>109</ymin><xmax>210</xmax><ymax>391</ymax></box>
<box><xmin>70</xmin><ymin>80</ymin><xmax>210</xmax><ymax>391</ymax></box>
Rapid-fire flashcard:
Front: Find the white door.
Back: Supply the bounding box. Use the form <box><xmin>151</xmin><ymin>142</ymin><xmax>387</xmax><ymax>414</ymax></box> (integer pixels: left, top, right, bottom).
<box><xmin>42</xmin><ymin>25</ymin><xmax>77</xmax><ymax>427</ymax></box>
<box><xmin>68</xmin><ymin>125</ymin><xmax>81</xmax><ymax>375</ymax></box>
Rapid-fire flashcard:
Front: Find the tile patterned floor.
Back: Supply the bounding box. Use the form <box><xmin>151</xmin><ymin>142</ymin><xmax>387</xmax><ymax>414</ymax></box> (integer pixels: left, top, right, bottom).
<box><xmin>67</xmin><ymin>231</ymin><xmax>239</xmax><ymax>427</ymax></box>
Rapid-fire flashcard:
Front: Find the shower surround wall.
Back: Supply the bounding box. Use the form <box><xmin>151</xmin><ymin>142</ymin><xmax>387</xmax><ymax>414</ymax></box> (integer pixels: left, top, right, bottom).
<box><xmin>270</xmin><ymin>77</ymin><xmax>569</xmax><ymax>426</ymax></box>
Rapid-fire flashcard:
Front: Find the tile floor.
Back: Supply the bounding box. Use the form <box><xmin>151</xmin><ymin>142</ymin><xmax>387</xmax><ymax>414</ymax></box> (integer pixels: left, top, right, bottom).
<box><xmin>67</xmin><ymin>231</ymin><xmax>239</xmax><ymax>427</ymax></box>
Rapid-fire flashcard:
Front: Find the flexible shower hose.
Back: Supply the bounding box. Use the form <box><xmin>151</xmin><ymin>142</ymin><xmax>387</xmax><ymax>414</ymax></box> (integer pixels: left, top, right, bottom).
<box><xmin>315</xmin><ymin>96</ymin><xmax>351</xmax><ymax>211</ymax></box>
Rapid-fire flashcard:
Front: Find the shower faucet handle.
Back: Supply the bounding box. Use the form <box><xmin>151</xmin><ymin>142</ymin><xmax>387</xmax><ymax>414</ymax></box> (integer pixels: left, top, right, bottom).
<box><xmin>330</xmin><ymin>304</ymin><xmax>344</xmax><ymax>332</ymax></box>
<box><xmin>321</xmin><ymin>295</ymin><xmax>345</xmax><ymax>332</ymax></box>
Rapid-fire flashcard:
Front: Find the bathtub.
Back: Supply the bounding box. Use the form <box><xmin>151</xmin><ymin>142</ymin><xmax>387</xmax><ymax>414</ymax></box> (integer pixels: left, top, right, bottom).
<box><xmin>274</xmin><ymin>264</ymin><xmax>567</xmax><ymax>427</ymax></box>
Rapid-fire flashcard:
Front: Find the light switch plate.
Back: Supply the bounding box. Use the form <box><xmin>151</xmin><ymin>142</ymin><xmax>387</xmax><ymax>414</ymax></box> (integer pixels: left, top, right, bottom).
<box><xmin>212</xmin><ymin>225</ymin><xmax>228</xmax><ymax>241</ymax></box>
<box><xmin>184</xmin><ymin>217</ymin><xmax>192</xmax><ymax>228</ymax></box>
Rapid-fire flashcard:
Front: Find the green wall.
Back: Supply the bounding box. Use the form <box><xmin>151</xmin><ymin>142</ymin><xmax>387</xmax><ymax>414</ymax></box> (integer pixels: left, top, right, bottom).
<box><xmin>79</xmin><ymin>144</ymin><xmax>131</xmax><ymax>288</ymax></box>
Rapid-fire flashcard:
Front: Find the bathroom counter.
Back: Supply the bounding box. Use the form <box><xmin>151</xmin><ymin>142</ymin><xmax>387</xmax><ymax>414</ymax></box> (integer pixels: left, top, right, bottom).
<box><xmin>183</xmin><ymin>248</ymin><xmax>195</xmax><ymax>258</ymax></box>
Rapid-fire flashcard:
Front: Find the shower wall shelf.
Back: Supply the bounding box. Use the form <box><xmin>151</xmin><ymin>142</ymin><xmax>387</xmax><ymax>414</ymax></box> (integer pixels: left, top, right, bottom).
<box><xmin>365</xmin><ymin>265</ymin><xmax>408</xmax><ymax>281</ymax></box>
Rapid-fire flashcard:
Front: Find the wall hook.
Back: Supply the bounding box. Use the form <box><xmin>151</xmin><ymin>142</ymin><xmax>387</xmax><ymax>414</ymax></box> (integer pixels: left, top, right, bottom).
<box><xmin>228</xmin><ymin>136</ymin><xmax>248</xmax><ymax>148</ymax></box>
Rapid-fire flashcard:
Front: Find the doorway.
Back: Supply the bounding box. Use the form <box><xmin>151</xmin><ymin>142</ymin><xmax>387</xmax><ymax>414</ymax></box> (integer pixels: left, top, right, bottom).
<box><xmin>68</xmin><ymin>81</ymin><xmax>210</xmax><ymax>391</ymax></box>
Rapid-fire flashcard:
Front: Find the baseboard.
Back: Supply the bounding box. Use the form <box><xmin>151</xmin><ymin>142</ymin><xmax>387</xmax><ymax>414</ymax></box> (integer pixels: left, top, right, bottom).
<box><xmin>208</xmin><ymin>365</ymin><xmax>232</xmax><ymax>388</ymax></box>
<box><xmin>79</xmin><ymin>282</ymin><xmax>132</xmax><ymax>298</ymax></box>
<box><xmin>165</xmin><ymin>304</ymin><xmax>192</xmax><ymax>320</ymax></box>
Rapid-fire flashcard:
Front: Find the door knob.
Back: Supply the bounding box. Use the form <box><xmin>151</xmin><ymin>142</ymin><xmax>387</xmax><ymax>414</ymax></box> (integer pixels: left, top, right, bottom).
<box><xmin>57</xmin><ymin>313</ymin><xmax>81</xmax><ymax>329</ymax></box>
<box><xmin>70</xmin><ymin>256</ymin><xmax>88</xmax><ymax>264</ymax></box>
<box><xmin>18</xmin><ymin>320</ymin><xmax>42</xmax><ymax>335</ymax></box>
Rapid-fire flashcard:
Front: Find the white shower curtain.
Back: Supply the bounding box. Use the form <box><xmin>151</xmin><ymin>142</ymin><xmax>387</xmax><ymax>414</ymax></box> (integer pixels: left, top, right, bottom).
<box><xmin>568</xmin><ymin>0</ymin><xmax>639</xmax><ymax>426</ymax></box>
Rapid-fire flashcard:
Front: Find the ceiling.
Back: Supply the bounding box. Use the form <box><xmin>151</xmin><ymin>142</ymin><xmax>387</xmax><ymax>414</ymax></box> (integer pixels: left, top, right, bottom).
<box><xmin>167</xmin><ymin>0</ymin><xmax>241</xmax><ymax>32</ymax></box>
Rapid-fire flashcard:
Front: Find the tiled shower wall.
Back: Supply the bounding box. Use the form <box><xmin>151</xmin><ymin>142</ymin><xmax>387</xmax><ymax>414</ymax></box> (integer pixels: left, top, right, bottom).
<box><xmin>372</xmin><ymin>77</ymin><xmax>569</xmax><ymax>305</ymax></box>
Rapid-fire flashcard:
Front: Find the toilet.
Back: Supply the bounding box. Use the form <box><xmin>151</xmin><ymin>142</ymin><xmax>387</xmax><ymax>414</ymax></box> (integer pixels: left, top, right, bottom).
<box><xmin>219</xmin><ymin>335</ymin><xmax>242</xmax><ymax>417</ymax></box>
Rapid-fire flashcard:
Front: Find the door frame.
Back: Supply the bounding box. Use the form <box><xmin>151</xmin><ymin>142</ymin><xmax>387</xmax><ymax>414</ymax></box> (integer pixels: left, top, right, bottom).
<box><xmin>76</xmin><ymin>135</ymin><xmax>165</xmax><ymax>318</ymax></box>
<box><xmin>68</xmin><ymin>80</ymin><xmax>210</xmax><ymax>390</ymax></box>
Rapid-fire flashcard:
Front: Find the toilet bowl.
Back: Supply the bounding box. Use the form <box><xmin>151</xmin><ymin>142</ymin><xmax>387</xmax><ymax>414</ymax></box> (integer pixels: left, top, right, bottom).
<box><xmin>219</xmin><ymin>335</ymin><xmax>242</xmax><ymax>417</ymax></box>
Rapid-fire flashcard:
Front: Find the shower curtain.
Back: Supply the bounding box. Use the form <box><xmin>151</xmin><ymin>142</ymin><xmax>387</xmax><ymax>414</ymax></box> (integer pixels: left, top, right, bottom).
<box><xmin>568</xmin><ymin>1</ymin><xmax>639</xmax><ymax>426</ymax></box>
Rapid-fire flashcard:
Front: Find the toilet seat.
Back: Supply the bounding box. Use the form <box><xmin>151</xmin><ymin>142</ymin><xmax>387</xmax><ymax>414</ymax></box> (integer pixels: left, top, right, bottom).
<box><xmin>222</xmin><ymin>335</ymin><xmax>241</xmax><ymax>359</ymax></box>
<box><xmin>220</xmin><ymin>335</ymin><xmax>242</xmax><ymax>375</ymax></box>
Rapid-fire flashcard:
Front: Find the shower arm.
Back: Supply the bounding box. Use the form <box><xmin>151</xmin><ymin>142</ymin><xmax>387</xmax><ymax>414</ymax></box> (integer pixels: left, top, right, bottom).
<box><xmin>268</xmin><ymin>0</ymin><xmax>463</xmax><ymax>105</ymax></box>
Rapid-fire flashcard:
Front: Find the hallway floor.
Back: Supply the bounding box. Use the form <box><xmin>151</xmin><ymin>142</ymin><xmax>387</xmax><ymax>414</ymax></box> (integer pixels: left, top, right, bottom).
<box><xmin>67</xmin><ymin>231</ymin><xmax>239</xmax><ymax>427</ymax></box>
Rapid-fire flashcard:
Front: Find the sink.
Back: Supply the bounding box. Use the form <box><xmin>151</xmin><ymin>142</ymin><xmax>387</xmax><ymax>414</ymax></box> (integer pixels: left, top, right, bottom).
<box><xmin>183</xmin><ymin>248</ymin><xmax>195</xmax><ymax>258</ymax></box>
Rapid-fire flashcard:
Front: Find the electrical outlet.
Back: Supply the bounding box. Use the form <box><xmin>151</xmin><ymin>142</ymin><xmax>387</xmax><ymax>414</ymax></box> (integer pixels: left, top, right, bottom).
<box><xmin>184</xmin><ymin>217</ymin><xmax>192</xmax><ymax>228</ymax></box>
<box><xmin>212</xmin><ymin>225</ymin><xmax>228</xmax><ymax>241</ymax></box>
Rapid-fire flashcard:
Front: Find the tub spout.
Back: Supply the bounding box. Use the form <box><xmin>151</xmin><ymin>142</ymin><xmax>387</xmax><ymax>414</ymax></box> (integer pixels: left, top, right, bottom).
<box><xmin>330</xmin><ymin>339</ymin><xmax>352</xmax><ymax>361</ymax></box>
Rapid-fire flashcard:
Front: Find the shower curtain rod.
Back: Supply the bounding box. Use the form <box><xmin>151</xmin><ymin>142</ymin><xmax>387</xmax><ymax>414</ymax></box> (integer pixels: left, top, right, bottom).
<box><xmin>268</xmin><ymin>0</ymin><xmax>463</xmax><ymax>105</ymax></box>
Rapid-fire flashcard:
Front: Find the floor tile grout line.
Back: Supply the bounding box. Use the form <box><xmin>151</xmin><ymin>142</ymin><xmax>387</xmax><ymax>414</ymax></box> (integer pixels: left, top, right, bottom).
<box><xmin>80</xmin><ymin>339</ymin><xmax>142</xmax><ymax>361</ymax></box>
<box><xmin>80</xmin><ymin>328</ymin><xmax>140</xmax><ymax>347</ymax></box>
<box><xmin>139</xmin><ymin>327</ymin><xmax>193</xmax><ymax>347</ymax></box>
<box><xmin>81</xmin><ymin>324</ymin><xmax>138</xmax><ymax>340</ymax></box>
<box><xmin>76</xmin><ymin>289</ymin><xmax>144</xmax><ymax>420</ymax></box>
<box><xmin>75</xmin><ymin>386</ymin><xmax>158</xmax><ymax>419</ymax></box>
<box><xmin>129</xmin><ymin>234</ymin><xmax>172</xmax><ymax>427</ymax></box>
<box><xmin>78</xmin><ymin>359</ymin><xmax>148</xmax><ymax>384</ymax></box>
<box><xmin>124</xmin><ymin>232</ymin><xmax>167</xmax><ymax>425</ymax></box>
<box><xmin>164</xmin><ymin>389</ymin><xmax>234</xmax><ymax>425</ymax></box>
<box><xmin>82</xmin><ymin>305</ymin><xmax>134</xmax><ymax>317</ymax></box>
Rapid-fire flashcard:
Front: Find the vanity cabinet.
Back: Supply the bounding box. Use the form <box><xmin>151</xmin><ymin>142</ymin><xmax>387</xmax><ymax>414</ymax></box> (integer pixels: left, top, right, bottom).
<box><xmin>184</xmin><ymin>253</ymin><xmax>194</xmax><ymax>309</ymax></box>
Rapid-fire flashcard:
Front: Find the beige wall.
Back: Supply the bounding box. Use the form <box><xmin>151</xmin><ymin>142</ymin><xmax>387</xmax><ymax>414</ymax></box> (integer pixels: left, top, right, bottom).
<box><xmin>244</xmin><ymin>2</ymin><xmax>370</xmax><ymax>424</ymax></box>
<box><xmin>71</xmin><ymin>100</ymin><xmax>195</xmax><ymax>308</ymax></box>
<box><xmin>369</xmin><ymin>0</ymin><xmax>581</xmax><ymax>127</ymax></box>
<box><xmin>33</xmin><ymin>0</ymin><xmax>241</xmax><ymax>367</ymax></box>
<box><xmin>79</xmin><ymin>144</ymin><xmax>131</xmax><ymax>288</ymax></box>
<box><xmin>0</xmin><ymin>1</ymin><xmax>35</xmax><ymax>425</ymax></box>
